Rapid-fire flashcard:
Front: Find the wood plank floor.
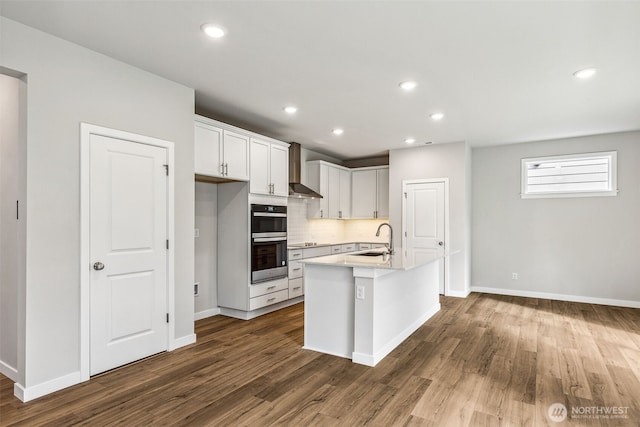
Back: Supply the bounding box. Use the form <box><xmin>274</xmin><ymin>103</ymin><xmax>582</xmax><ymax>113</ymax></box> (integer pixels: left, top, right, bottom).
<box><xmin>2</xmin><ymin>293</ymin><xmax>640</xmax><ymax>426</ymax></box>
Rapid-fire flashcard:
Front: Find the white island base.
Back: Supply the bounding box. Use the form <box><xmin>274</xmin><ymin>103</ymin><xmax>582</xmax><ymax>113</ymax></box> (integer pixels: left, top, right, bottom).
<box><xmin>303</xmin><ymin>254</ymin><xmax>441</xmax><ymax>366</ymax></box>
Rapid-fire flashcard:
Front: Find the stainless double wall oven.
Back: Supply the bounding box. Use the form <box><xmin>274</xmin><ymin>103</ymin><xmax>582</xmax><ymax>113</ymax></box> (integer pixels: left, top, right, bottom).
<box><xmin>250</xmin><ymin>204</ymin><xmax>287</xmax><ymax>283</ymax></box>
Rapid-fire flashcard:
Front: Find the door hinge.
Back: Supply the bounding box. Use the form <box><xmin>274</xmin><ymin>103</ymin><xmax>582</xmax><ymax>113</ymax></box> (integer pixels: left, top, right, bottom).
<box><xmin>163</xmin><ymin>164</ymin><xmax>169</xmax><ymax>176</ymax></box>
<box><xmin>166</xmin><ymin>239</ymin><xmax>169</xmax><ymax>250</ymax></box>
<box><xmin>404</xmin><ymin>192</ymin><xmax>407</xmax><ymax>198</ymax></box>
<box><xmin>166</xmin><ymin>313</ymin><xmax>169</xmax><ymax>323</ymax></box>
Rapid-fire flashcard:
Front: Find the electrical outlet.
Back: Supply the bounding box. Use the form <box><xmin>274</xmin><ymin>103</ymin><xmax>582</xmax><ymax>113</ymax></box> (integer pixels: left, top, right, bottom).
<box><xmin>194</xmin><ymin>282</ymin><xmax>199</xmax><ymax>296</ymax></box>
<box><xmin>512</xmin><ymin>273</ymin><xmax>519</xmax><ymax>280</ymax></box>
<box><xmin>194</xmin><ymin>228</ymin><xmax>200</xmax><ymax>238</ymax></box>
<box><xmin>356</xmin><ymin>285</ymin><xmax>365</xmax><ymax>300</ymax></box>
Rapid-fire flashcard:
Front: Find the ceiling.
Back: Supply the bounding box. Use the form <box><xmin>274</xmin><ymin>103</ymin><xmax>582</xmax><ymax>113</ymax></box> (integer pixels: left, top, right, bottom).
<box><xmin>2</xmin><ymin>1</ymin><xmax>640</xmax><ymax>160</ymax></box>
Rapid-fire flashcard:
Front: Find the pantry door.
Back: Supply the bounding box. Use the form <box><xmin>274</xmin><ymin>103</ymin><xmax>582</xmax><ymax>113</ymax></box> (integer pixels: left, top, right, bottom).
<box><xmin>403</xmin><ymin>180</ymin><xmax>448</xmax><ymax>294</ymax></box>
<box><xmin>86</xmin><ymin>128</ymin><xmax>170</xmax><ymax>376</ymax></box>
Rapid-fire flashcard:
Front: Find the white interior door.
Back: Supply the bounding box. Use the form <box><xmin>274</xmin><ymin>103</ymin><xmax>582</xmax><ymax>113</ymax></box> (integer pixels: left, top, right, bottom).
<box><xmin>403</xmin><ymin>181</ymin><xmax>446</xmax><ymax>293</ymax></box>
<box><xmin>90</xmin><ymin>134</ymin><xmax>168</xmax><ymax>375</ymax></box>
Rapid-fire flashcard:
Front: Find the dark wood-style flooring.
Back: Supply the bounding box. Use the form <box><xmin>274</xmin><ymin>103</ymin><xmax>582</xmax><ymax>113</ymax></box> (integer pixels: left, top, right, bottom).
<box><xmin>2</xmin><ymin>293</ymin><xmax>640</xmax><ymax>426</ymax></box>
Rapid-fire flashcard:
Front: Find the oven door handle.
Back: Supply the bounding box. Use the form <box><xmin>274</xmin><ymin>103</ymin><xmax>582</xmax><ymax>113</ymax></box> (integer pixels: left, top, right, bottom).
<box><xmin>252</xmin><ymin>212</ymin><xmax>287</xmax><ymax>218</ymax></box>
<box><xmin>253</xmin><ymin>237</ymin><xmax>288</xmax><ymax>243</ymax></box>
<box><xmin>252</xmin><ymin>232</ymin><xmax>287</xmax><ymax>239</ymax></box>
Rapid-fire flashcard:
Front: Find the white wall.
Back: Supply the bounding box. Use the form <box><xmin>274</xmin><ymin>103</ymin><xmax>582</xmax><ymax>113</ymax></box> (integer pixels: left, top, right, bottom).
<box><xmin>194</xmin><ymin>182</ymin><xmax>218</xmax><ymax>317</ymax></box>
<box><xmin>389</xmin><ymin>142</ymin><xmax>471</xmax><ymax>295</ymax></box>
<box><xmin>0</xmin><ymin>73</ymin><xmax>27</xmax><ymax>382</ymax></box>
<box><xmin>1</xmin><ymin>17</ymin><xmax>195</xmax><ymax>396</ymax></box>
<box><xmin>472</xmin><ymin>131</ymin><xmax>640</xmax><ymax>306</ymax></box>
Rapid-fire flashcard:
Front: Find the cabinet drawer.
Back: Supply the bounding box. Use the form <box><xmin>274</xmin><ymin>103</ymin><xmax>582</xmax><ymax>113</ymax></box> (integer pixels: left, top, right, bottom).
<box><xmin>249</xmin><ymin>289</ymin><xmax>289</xmax><ymax>311</ymax></box>
<box><xmin>288</xmin><ymin>260</ymin><xmax>303</xmax><ymax>279</ymax></box>
<box><xmin>341</xmin><ymin>243</ymin><xmax>356</xmax><ymax>253</ymax></box>
<box><xmin>331</xmin><ymin>245</ymin><xmax>343</xmax><ymax>254</ymax></box>
<box><xmin>289</xmin><ymin>277</ymin><xmax>304</xmax><ymax>298</ymax></box>
<box><xmin>249</xmin><ymin>277</ymin><xmax>288</xmax><ymax>298</ymax></box>
<box><xmin>289</xmin><ymin>249</ymin><xmax>303</xmax><ymax>261</ymax></box>
<box><xmin>303</xmin><ymin>246</ymin><xmax>332</xmax><ymax>259</ymax></box>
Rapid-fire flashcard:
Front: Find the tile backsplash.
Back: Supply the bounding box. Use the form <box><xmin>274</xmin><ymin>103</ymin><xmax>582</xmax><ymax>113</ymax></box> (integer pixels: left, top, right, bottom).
<box><xmin>287</xmin><ymin>198</ymin><xmax>389</xmax><ymax>244</ymax></box>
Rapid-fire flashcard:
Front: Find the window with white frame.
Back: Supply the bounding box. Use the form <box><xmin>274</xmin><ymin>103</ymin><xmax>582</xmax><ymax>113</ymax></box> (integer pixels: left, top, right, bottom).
<box><xmin>521</xmin><ymin>151</ymin><xmax>617</xmax><ymax>199</ymax></box>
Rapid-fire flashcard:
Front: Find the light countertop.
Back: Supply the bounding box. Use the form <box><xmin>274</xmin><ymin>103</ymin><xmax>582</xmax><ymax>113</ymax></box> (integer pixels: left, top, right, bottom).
<box><xmin>300</xmin><ymin>248</ymin><xmax>447</xmax><ymax>271</ymax></box>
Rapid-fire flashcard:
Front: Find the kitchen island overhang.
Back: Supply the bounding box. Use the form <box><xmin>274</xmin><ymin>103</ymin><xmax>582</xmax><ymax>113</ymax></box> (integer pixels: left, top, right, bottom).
<box><xmin>301</xmin><ymin>249</ymin><xmax>443</xmax><ymax>367</ymax></box>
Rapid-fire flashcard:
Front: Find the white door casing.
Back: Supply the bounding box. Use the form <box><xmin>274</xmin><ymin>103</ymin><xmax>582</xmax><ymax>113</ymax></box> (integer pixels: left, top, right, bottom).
<box><xmin>80</xmin><ymin>123</ymin><xmax>175</xmax><ymax>380</ymax></box>
<box><xmin>402</xmin><ymin>179</ymin><xmax>449</xmax><ymax>294</ymax></box>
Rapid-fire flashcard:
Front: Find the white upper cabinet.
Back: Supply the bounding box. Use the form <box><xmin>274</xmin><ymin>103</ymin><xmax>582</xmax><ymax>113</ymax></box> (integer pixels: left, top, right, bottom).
<box><xmin>328</xmin><ymin>166</ymin><xmax>340</xmax><ymax>218</ymax></box>
<box><xmin>194</xmin><ymin>116</ymin><xmax>249</xmax><ymax>181</ymax></box>
<box><xmin>307</xmin><ymin>161</ymin><xmax>351</xmax><ymax>219</ymax></box>
<box><xmin>250</xmin><ymin>138</ymin><xmax>289</xmax><ymax>197</ymax></box>
<box><xmin>306</xmin><ymin>162</ymin><xmax>329</xmax><ymax>218</ymax></box>
<box><xmin>269</xmin><ymin>143</ymin><xmax>289</xmax><ymax>197</ymax></box>
<box><xmin>222</xmin><ymin>130</ymin><xmax>250</xmax><ymax>181</ymax></box>
<box><xmin>376</xmin><ymin>167</ymin><xmax>389</xmax><ymax>218</ymax></box>
<box><xmin>194</xmin><ymin>122</ymin><xmax>222</xmax><ymax>177</ymax></box>
<box><xmin>339</xmin><ymin>168</ymin><xmax>352</xmax><ymax>219</ymax></box>
<box><xmin>351</xmin><ymin>167</ymin><xmax>389</xmax><ymax>219</ymax></box>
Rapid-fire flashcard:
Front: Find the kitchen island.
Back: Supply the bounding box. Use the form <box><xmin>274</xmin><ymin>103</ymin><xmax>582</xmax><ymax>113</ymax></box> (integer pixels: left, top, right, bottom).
<box><xmin>301</xmin><ymin>248</ymin><xmax>442</xmax><ymax>366</ymax></box>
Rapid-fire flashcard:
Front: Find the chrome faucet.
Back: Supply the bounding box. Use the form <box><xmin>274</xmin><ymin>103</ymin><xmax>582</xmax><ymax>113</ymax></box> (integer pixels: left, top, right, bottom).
<box><xmin>376</xmin><ymin>223</ymin><xmax>394</xmax><ymax>255</ymax></box>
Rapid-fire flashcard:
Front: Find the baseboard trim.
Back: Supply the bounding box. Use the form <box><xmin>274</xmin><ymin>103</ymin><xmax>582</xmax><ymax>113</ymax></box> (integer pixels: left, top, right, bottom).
<box><xmin>14</xmin><ymin>371</ymin><xmax>82</xmax><ymax>402</ymax></box>
<box><xmin>446</xmin><ymin>289</ymin><xmax>471</xmax><ymax>298</ymax></box>
<box><xmin>169</xmin><ymin>333</ymin><xmax>196</xmax><ymax>351</ymax></box>
<box><xmin>353</xmin><ymin>303</ymin><xmax>441</xmax><ymax>367</ymax></box>
<box><xmin>194</xmin><ymin>307</ymin><xmax>221</xmax><ymax>321</ymax></box>
<box><xmin>219</xmin><ymin>297</ymin><xmax>304</xmax><ymax>320</ymax></box>
<box><xmin>471</xmin><ymin>286</ymin><xmax>640</xmax><ymax>309</ymax></box>
<box><xmin>0</xmin><ymin>360</ymin><xmax>18</xmax><ymax>382</ymax></box>
<box><xmin>303</xmin><ymin>345</ymin><xmax>351</xmax><ymax>360</ymax></box>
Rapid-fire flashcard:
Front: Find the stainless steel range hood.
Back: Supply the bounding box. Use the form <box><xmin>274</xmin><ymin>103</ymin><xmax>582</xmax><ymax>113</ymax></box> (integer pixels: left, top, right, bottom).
<box><xmin>289</xmin><ymin>142</ymin><xmax>323</xmax><ymax>199</ymax></box>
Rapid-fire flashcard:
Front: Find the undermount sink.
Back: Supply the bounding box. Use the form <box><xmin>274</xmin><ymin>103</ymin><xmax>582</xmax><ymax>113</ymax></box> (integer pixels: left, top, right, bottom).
<box><xmin>353</xmin><ymin>251</ymin><xmax>388</xmax><ymax>257</ymax></box>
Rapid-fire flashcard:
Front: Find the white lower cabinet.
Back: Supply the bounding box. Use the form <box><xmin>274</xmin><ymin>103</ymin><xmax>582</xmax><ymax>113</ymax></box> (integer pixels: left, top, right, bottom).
<box><xmin>249</xmin><ymin>277</ymin><xmax>289</xmax><ymax>298</ymax></box>
<box><xmin>288</xmin><ymin>277</ymin><xmax>304</xmax><ymax>298</ymax></box>
<box><xmin>288</xmin><ymin>260</ymin><xmax>303</xmax><ymax>279</ymax></box>
<box><xmin>249</xmin><ymin>289</ymin><xmax>289</xmax><ymax>311</ymax></box>
<box><xmin>286</xmin><ymin>243</ymin><xmax>381</xmax><ymax>301</ymax></box>
<box><xmin>341</xmin><ymin>243</ymin><xmax>356</xmax><ymax>252</ymax></box>
<box><xmin>249</xmin><ymin>277</ymin><xmax>289</xmax><ymax>310</ymax></box>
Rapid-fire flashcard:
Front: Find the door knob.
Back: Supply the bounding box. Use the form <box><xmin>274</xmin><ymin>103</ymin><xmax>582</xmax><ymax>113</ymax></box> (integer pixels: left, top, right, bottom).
<box><xmin>93</xmin><ymin>262</ymin><xmax>105</xmax><ymax>271</ymax></box>
<box><xmin>438</xmin><ymin>241</ymin><xmax>444</xmax><ymax>246</ymax></box>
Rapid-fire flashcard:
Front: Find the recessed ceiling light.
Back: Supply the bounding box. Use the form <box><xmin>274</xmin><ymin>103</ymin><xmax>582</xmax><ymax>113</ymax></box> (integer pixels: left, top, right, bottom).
<box><xmin>405</xmin><ymin>138</ymin><xmax>416</xmax><ymax>144</ymax></box>
<box><xmin>399</xmin><ymin>81</ymin><xmax>417</xmax><ymax>91</ymax></box>
<box><xmin>332</xmin><ymin>128</ymin><xmax>344</xmax><ymax>136</ymax></box>
<box><xmin>430</xmin><ymin>112</ymin><xmax>444</xmax><ymax>121</ymax></box>
<box><xmin>283</xmin><ymin>106</ymin><xmax>298</xmax><ymax>114</ymax></box>
<box><xmin>573</xmin><ymin>68</ymin><xmax>596</xmax><ymax>79</ymax></box>
<box><xmin>201</xmin><ymin>24</ymin><xmax>226</xmax><ymax>38</ymax></box>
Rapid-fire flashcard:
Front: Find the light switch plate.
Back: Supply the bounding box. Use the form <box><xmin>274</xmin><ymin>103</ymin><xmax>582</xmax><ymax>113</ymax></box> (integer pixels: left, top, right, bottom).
<box><xmin>356</xmin><ymin>285</ymin><xmax>365</xmax><ymax>300</ymax></box>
